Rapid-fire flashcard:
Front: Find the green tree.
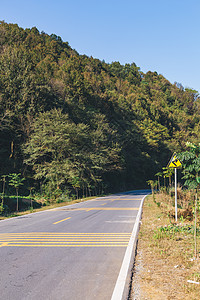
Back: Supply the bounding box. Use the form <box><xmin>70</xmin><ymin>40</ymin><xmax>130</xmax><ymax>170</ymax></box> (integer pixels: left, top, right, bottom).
<box><xmin>155</xmin><ymin>171</ymin><xmax>163</xmax><ymax>190</ymax></box>
<box><xmin>23</xmin><ymin>109</ymin><xmax>121</xmax><ymax>197</ymax></box>
<box><xmin>147</xmin><ymin>180</ymin><xmax>158</xmax><ymax>202</ymax></box>
<box><xmin>162</xmin><ymin>167</ymin><xmax>174</xmax><ymax>188</ymax></box>
<box><xmin>8</xmin><ymin>173</ymin><xmax>25</xmax><ymax>211</ymax></box>
<box><xmin>0</xmin><ymin>175</ymin><xmax>7</xmax><ymax>213</ymax></box>
<box><xmin>178</xmin><ymin>142</ymin><xmax>200</xmax><ymax>189</ymax></box>
<box><xmin>178</xmin><ymin>142</ymin><xmax>200</xmax><ymax>259</ymax></box>
<box><xmin>70</xmin><ymin>176</ymin><xmax>81</xmax><ymax>199</ymax></box>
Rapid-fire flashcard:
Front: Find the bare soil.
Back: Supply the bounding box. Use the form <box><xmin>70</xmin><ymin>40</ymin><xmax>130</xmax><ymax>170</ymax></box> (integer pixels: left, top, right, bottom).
<box><xmin>130</xmin><ymin>193</ymin><xmax>200</xmax><ymax>300</ymax></box>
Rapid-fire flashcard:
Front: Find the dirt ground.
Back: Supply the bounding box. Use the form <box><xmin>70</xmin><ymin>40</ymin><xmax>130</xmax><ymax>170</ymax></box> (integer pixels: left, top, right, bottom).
<box><xmin>130</xmin><ymin>194</ymin><xmax>200</xmax><ymax>300</ymax></box>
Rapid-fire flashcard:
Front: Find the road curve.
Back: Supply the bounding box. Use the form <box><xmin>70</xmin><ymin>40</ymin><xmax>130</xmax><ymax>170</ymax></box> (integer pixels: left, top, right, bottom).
<box><xmin>0</xmin><ymin>190</ymin><xmax>149</xmax><ymax>300</ymax></box>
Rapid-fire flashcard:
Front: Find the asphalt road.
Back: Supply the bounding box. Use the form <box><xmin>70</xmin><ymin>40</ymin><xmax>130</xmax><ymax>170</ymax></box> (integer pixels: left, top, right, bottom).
<box><xmin>0</xmin><ymin>190</ymin><xmax>149</xmax><ymax>300</ymax></box>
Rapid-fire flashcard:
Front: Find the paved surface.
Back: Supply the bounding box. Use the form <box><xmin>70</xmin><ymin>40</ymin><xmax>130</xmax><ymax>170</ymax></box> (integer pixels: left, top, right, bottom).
<box><xmin>0</xmin><ymin>190</ymin><xmax>149</xmax><ymax>300</ymax></box>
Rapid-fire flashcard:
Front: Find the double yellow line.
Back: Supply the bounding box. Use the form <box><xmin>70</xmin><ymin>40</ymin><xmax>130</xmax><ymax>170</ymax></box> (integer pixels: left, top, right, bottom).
<box><xmin>52</xmin><ymin>207</ymin><xmax>139</xmax><ymax>224</ymax></box>
<box><xmin>0</xmin><ymin>232</ymin><xmax>131</xmax><ymax>248</ymax></box>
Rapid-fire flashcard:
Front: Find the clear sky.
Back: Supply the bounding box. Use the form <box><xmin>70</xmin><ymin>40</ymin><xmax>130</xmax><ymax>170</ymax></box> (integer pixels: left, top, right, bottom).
<box><xmin>1</xmin><ymin>0</ymin><xmax>200</xmax><ymax>92</ymax></box>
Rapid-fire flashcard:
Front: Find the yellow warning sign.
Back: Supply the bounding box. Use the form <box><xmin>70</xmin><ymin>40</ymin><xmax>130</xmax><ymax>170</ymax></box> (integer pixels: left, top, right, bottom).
<box><xmin>168</xmin><ymin>153</ymin><xmax>182</xmax><ymax>168</ymax></box>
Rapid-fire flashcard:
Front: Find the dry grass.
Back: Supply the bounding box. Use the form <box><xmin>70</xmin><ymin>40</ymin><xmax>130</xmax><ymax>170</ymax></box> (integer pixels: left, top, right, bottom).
<box><xmin>131</xmin><ymin>192</ymin><xmax>200</xmax><ymax>300</ymax></box>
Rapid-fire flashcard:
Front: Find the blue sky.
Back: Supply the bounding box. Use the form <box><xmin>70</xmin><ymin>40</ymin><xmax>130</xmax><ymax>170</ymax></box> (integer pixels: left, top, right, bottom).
<box><xmin>1</xmin><ymin>0</ymin><xmax>200</xmax><ymax>92</ymax></box>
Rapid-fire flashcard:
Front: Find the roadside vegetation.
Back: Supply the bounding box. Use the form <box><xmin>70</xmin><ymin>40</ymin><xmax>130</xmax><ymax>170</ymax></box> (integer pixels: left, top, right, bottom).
<box><xmin>0</xmin><ymin>195</ymin><xmax>96</xmax><ymax>220</ymax></box>
<box><xmin>131</xmin><ymin>191</ymin><xmax>200</xmax><ymax>300</ymax></box>
<box><xmin>0</xmin><ymin>171</ymin><xmax>100</xmax><ymax>218</ymax></box>
<box><xmin>1</xmin><ymin>21</ymin><xmax>200</xmax><ymax>209</ymax></box>
<box><xmin>131</xmin><ymin>142</ymin><xmax>200</xmax><ymax>300</ymax></box>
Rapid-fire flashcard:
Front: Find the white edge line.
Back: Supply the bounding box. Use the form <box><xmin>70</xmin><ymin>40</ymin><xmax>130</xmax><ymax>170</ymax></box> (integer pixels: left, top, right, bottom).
<box><xmin>111</xmin><ymin>194</ymin><xmax>148</xmax><ymax>300</ymax></box>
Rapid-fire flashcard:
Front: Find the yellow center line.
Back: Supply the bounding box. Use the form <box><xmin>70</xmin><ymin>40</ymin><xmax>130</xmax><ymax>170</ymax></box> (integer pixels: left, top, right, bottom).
<box><xmin>0</xmin><ymin>233</ymin><xmax>131</xmax><ymax>236</ymax></box>
<box><xmin>53</xmin><ymin>217</ymin><xmax>71</xmax><ymax>225</ymax></box>
<box><xmin>5</xmin><ymin>244</ymin><xmax>127</xmax><ymax>247</ymax></box>
<box><xmin>0</xmin><ymin>240</ymin><xmax>129</xmax><ymax>243</ymax></box>
<box><xmin>0</xmin><ymin>242</ymin><xmax>8</xmax><ymax>247</ymax></box>
<box><xmin>53</xmin><ymin>205</ymin><xmax>140</xmax><ymax>211</ymax></box>
<box><xmin>92</xmin><ymin>198</ymin><xmax>141</xmax><ymax>201</ymax></box>
<box><xmin>61</xmin><ymin>207</ymin><xmax>139</xmax><ymax>211</ymax></box>
<box><xmin>0</xmin><ymin>232</ymin><xmax>132</xmax><ymax>247</ymax></box>
<box><xmin>111</xmin><ymin>199</ymin><xmax>142</xmax><ymax>201</ymax></box>
<box><xmin>0</xmin><ymin>237</ymin><xmax>130</xmax><ymax>240</ymax></box>
<box><xmin>1</xmin><ymin>241</ymin><xmax>124</xmax><ymax>244</ymax></box>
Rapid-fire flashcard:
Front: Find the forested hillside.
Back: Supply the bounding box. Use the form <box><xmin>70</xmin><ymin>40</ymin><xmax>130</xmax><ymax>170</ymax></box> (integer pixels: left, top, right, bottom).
<box><xmin>0</xmin><ymin>21</ymin><xmax>200</xmax><ymax>197</ymax></box>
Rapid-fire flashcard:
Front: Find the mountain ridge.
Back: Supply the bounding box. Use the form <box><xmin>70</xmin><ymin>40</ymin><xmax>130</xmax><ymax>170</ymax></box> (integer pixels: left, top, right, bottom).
<box><xmin>0</xmin><ymin>21</ymin><xmax>199</xmax><ymax>195</ymax></box>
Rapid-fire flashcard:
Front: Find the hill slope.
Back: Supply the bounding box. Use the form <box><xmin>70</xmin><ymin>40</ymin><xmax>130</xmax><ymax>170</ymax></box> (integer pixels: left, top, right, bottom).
<box><xmin>0</xmin><ymin>21</ymin><xmax>200</xmax><ymax>195</ymax></box>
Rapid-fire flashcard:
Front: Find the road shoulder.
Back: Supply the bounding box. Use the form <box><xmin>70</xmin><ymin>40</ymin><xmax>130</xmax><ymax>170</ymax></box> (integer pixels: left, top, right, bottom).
<box><xmin>130</xmin><ymin>194</ymin><xmax>200</xmax><ymax>300</ymax></box>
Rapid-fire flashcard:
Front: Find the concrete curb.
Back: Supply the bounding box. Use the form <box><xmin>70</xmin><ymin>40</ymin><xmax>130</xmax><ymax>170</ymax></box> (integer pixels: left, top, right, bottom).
<box><xmin>111</xmin><ymin>194</ymin><xmax>148</xmax><ymax>300</ymax></box>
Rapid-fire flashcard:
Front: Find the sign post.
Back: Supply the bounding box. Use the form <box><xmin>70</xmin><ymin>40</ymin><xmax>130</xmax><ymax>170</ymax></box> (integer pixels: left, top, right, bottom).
<box><xmin>175</xmin><ymin>167</ymin><xmax>177</xmax><ymax>221</ymax></box>
<box><xmin>167</xmin><ymin>153</ymin><xmax>182</xmax><ymax>222</ymax></box>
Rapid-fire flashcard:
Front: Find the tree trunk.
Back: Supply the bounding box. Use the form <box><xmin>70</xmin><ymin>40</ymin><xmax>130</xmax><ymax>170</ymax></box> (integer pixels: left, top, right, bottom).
<box><xmin>82</xmin><ymin>185</ymin><xmax>84</xmax><ymax>198</ymax></box>
<box><xmin>94</xmin><ymin>186</ymin><xmax>97</xmax><ymax>196</ymax></box>
<box><xmin>158</xmin><ymin>177</ymin><xmax>160</xmax><ymax>191</ymax></box>
<box><xmin>16</xmin><ymin>188</ymin><xmax>19</xmax><ymax>211</ymax></box>
<box><xmin>194</xmin><ymin>190</ymin><xmax>197</xmax><ymax>259</ymax></box>
<box><xmin>151</xmin><ymin>185</ymin><xmax>155</xmax><ymax>202</ymax></box>
<box><xmin>86</xmin><ymin>186</ymin><xmax>88</xmax><ymax>198</ymax></box>
<box><xmin>76</xmin><ymin>188</ymin><xmax>78</xmax><ymax>200</ymax></box>
<box><xmin>1</xmin><ymin>177</ymin><xmax>5</xmax><ymax>208</ymax></box>
<box><xmin>88</xmin><ymin>187</ymin><xmax>91</xmax><ymax>197</ymax></box>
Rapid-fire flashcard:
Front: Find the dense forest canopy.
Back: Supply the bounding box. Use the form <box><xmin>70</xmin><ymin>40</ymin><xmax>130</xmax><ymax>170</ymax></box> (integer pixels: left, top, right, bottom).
<box><xmin>0</xmin><ymin>21</ymin><xmax>200</xmax><ymax>196</ymax></box>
